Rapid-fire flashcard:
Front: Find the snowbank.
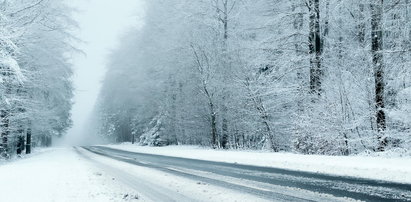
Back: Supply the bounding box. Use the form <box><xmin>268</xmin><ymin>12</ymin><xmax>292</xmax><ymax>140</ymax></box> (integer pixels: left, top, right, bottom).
<box><xmin>106</xmin><ymin>144</ymin><xmax>411</xmax><ymax>184</ymax></box>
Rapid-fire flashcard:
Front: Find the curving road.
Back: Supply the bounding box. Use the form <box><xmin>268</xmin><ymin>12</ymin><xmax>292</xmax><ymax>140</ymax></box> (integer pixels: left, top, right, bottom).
<box><xmin>81</xmin><ymin>146</ymin><xmax>411</xmax><ymax>202</ymax></box>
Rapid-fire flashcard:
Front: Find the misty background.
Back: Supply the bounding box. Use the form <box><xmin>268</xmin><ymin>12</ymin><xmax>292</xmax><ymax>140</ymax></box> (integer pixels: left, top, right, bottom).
<box><xmin>55</xmin><ymin>0</ymin><xmax>145</xmax><ymax>146</ymax></box>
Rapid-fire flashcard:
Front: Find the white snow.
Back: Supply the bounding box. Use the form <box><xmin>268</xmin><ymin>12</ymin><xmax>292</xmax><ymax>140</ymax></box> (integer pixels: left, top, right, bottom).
<box><xmin>389</xmin><ymin>87</ymin><xmax>411</xmax><ymax>125</ymax></box>
<box><xmin>0</xmin><ymin>147</ymin><xmax>280</xmax><ymax>202</ymax></box>
<box><xmin>0</xmin><ymin>148</ymin><xmax>140</xmax><ymax>202</ymax></box>
<box><xmin>77</xmin><ymin>147</ymin><xmax>274</xmax><ymax>202</ymax></box>
<box><xmin>0</xmin><ymin>56</ymin><xmax>24</xmax><ymax>84</ymax></box>
<box><xmin>1</xmin><ymin>145</ymin><xmax>409</xmax><ymax>202</ymax></box>
<box><xmin>106</xmin><ymin>143</ymin><xmax>411</xmax><ymax>184</ymax></box>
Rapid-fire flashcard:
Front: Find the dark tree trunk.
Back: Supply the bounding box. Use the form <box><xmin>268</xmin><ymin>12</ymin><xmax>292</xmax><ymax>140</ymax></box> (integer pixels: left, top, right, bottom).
<box><xmin>323</xmin><ymin>0</ymin><xmax>330</xmax><ymax>38</ymax></box>
<box><xmin>131</xmin><ymin>132</ymin><xmax>135</xmax><ymax>144</ymax></box>
<box><xmin>210</xmin><ymin>103</ymin><xmax>218</xmax><ymax>148</ymax></box>
<box><xmin>17</xmin><ymin>136</ymin><xmax>25</xmax><ymax>155</ymax></box>
<box><xmin>220</xmin><ymin>0</ymin><xmax>230</xmax><ymax>149</ymax></box>
<box><xmin>223</xmin><ymin>0</ymin><xmax>228</xmax><ymax>41</ymax></box>
<box><xmin>371</xmin><ymin>0</ymin><xmax>387</xmax><ymax>151</ymax></box>
<box><xmin>170</xmin><ymin>79</ymin><xmax>178</xmax><ymax>145</ymax></box>
<box><xmin>16</xmin><ymin>124</ymin><xmax>25</xmax><ymax>155</ymax></box>
<box><xmin>308</xmin><ymin>0</ymin><xmax>323</xmax><ymax>97</ymax></box>
<box><xmin>358</xmin><ymin>4</ymin><xmax>366</xmax><ymax>45</ymax></box>
<box><xmin>1</xmin><ymin>110</ymin><xmax>10</xmax><ymax>159</ymax></box>
<box><xmin>26</xmin><ymin>127</ymin><xmax>32</xmax><ymax>154</ymax></box>
<box><xmin>1</xmin><ymin>66</ymin><xmax>11</xmax><ymax>159</ymax></box>
<box><xmin>205</xmin><ymin>83</ymin><xmax>217</xmax><ymax>148</ymax></box>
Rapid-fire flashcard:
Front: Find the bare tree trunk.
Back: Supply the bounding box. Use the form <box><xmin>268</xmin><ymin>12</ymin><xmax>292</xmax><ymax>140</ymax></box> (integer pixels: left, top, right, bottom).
<box><xmin>210</xmin><ymin>100</ymin><xmax>218</xmax><ymax>148</ymax></box>
<box><xmin>244</xmin><ymin>78</ymin><xmax>278</xmax><ymax>151</ymax></box>
<box><xmin>219</xmin><ymin>0</ymin><xmax>231</xmax><ymax>149</ymax></box>
<box><xmin>17</xmin><ymin>135</ymin><xmax>24</xmax><ymax>155</ymax></box>
<box><xmin>371</xmin><ymin>0</ymin><xmax>387</xmax><ymax>151</ymax></box>
<box><xmin>178</xmin><ymin>82</ymin><xmax>185</xmax><ymax>144</ymax></box>
<box><xmin>358</xmin><ymin>3</ymin><xmax>366</xmax><ymax>45</ymax></box>
<box><xmin>170</xmin><ymin>79</ymin><xmax>178</xmax><ymax>145</ymax></box>
<box><xmin>0</xmin><ymin>110</ymin><xmax>10</xmax><ymax>158</ymax></box>
<box><xmin>259</xmin><ymin>102</ymin><xmax>277</xmax><ymax>151</ymax></box>
<box><xmin>308</xmin><ymin>0</ymin><xmax>323</xmax><ymax>97</ymax></box>
<box><xmin>191</xmin><ymin>45</ymin><xmax>219</xmax><ymax>148</ymax></box>
<box><xmin>202</xmin><ymin>82</ymin><xmax>218</xmax><ymax>148</ymax></box>
<box><xmin>1</xmin><ymin>71</ymin><xmax>11</xmax><ymax>159</ymax></box>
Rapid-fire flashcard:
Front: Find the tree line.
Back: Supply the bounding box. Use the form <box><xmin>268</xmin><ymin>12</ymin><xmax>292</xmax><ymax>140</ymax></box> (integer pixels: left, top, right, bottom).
<box><xmin>95</xmin><ymin>0</ymin><xmax>411</xmax><ymax>155</ymax></box>
<box><xmin>0</xmin><ymin>0</ymin><xmax>74</xmax><ymax>158</ymax></box>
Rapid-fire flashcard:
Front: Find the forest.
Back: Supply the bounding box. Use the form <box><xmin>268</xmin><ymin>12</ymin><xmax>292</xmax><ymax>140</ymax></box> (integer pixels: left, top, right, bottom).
<box><xmin>95</xmin><ymin>0</ymin><xmax>411</xmax><ymax>155</ymax></box>
<box><xmin>1</xmin><ymin>1</ymin><xmax>411</xmax><ymax>201</ymax></box>
<box><xmin>0</xmin><ymin>0</ymin><xmax>74</xmax><ymax>158</ymax></box>
<box><xmin>1</xmin><ymin>0</ymin><xmax>411</xmax><ymax>159</ymax></box>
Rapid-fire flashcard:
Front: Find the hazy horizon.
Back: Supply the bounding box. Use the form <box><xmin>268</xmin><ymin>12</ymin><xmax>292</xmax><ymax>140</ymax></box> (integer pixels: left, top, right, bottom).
<box><xmin>54</xmin><ymin>0</ymin><xmax>145</xmax><ymax>146</ymax></box>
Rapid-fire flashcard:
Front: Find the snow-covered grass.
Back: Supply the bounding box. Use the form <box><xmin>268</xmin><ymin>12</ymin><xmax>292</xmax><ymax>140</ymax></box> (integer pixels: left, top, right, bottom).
<box><xmin>0</xmin><ymin>147</ymin><xmax>140</xmax><ymax>202</ymax></box>
<box><xmin>106</xmin><ymin>143</ymin><xmax>411</xmax><ymax>184</ymax></box>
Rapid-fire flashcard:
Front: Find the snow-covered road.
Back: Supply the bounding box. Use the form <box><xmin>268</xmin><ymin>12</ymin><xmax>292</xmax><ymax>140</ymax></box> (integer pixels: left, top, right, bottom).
<box><xmin>75</xmin><ymin>147</ymin><xmax>271</xmax><ymax>202</ymax></box>
<box><xmin>106</xmin><ymin>144</ymin><xmax>411</xmax><ymax>184</ymax></box>
<box><xmin>84</xmin><ymin>146</ymin><xmax>411</xmax><ymax>202</ymax></box>
<box><xmin>0</xmin><ymin>147</ymin><xmax>308</xmax><ymax>202</ymax></box>
<box><xmin>1</xmin><ymin>146</ymin><xmax>410</xmax><ymax>202</ymax></box>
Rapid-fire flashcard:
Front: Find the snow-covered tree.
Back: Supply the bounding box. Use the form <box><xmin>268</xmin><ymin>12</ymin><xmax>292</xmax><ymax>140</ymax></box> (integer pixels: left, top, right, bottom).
<box><xmin>95</xmin><ymin>0</ymin><xmax>411</xmax><ymax>156</ymax></box>
<box><xmin>0</xmin><ymin>0</ymin><xmax>75</xmax><ymax>158</ymax></box>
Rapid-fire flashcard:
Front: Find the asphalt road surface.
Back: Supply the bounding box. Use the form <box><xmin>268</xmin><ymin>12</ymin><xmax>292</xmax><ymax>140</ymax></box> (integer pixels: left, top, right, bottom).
<box><xmin>81</xmin><ymin>146</ymin><xmax>411</xmax><ymax>202</ymax></box>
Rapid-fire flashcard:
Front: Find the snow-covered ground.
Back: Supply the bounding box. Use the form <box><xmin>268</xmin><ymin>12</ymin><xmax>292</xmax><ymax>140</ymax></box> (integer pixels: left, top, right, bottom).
<box><xmin>1</xmin><ymin>145</ymin><xmax>409</xmax><ymax>202</ymax></box>
<box><xmin>0</xmin><ymin>148</ymin><xmax>140</xmax><ymax>202</ymax></box>
<box><xmin>106</xmin><ymin>144</ymin><xmax>411</xmax><ymax>184</ymax></box>
<box><xmin>0</xmin><ymin>147</ymin><xmax>277</xmax><ymax>202</ymax></box>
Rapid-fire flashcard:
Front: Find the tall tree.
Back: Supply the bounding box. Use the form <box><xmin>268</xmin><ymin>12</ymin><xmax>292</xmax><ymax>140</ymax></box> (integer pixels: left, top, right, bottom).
<box><xmin>0</xmin><ymin>0</ymin><xmax>75</xmax><ymax>158</ymax></box>
<box><xmin>94</xmin><ymin>0</ymin><xmax>411</xmax><ymax>155</ymax></box>
<box><xmin>308</xmin><ymin>0</ymin><xmax>323</xmax><ymax>96</ymax></box>
<box><xmin>371</xmin><ymin>0</ymin><xmax>386</xmax><ymax>151</ymax></box>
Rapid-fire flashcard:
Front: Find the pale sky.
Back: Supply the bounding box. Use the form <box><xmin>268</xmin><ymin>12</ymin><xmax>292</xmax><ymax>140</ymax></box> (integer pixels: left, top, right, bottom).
<box><xmin>57</xmin><ymin>0</ymin><xmax>145</xmax><ymax>145</ymax></box>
